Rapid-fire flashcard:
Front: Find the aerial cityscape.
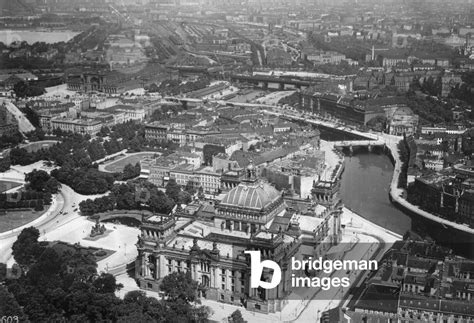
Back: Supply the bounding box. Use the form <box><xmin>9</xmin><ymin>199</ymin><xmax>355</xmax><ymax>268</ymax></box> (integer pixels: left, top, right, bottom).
<box><xmin>0</xmin><ymin>0</ymin><xmax>473</xmax><ymax>322</ymax></box>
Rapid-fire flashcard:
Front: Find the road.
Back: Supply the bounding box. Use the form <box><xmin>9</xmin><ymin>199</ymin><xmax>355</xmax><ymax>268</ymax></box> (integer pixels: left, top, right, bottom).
<box><xmin>263</xmin><ymin>106</ymin><xmax>379</xmax><ymax>141</ymax></box>
<box><xmin>0</xmin><ymin>185</ymin><xmax>105</xmax><ymax>266</ymax></box>
<box><xmin>0</xmin><ymin>99</ymin><xmax>35</xmax><ymax>133</ymax></box>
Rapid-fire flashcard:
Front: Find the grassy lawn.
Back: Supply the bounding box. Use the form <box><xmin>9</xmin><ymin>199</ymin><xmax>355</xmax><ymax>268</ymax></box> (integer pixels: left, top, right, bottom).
<box><xmin>0</xmin><ymin>180</ymin><xmax>22</xmax><ymax>193</ymax></box>
<box><xmin>103</xmin><ymin>152</ymin><xmax>158</xmax><ymax>173</ymax></box>
<box><xmin>0</xmin><ymin>209</ymin><xmax>44</xmax><ymax>233</ymax></box>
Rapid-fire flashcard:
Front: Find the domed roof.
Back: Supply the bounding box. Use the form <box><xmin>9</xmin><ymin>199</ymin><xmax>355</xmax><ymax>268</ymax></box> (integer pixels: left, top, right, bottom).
<box><xmin>220</xmin><ymin>181</ymin><xmax>281</xmax><ymax>210</ymax></box>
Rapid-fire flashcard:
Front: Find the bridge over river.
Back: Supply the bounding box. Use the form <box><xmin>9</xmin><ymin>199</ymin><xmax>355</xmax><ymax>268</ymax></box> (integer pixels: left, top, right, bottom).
<box><xmin>333</xmin><ymin>139</ymin><xmax>386</xmax><ymax>152</ymax></box>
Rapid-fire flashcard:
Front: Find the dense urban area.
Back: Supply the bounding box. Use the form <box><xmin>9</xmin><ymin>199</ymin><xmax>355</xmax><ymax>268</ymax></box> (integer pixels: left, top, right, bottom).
<box><xmin>0</xmin><ymin>0</ymin><xmax>473</xmax><ymax>322</ymax></box>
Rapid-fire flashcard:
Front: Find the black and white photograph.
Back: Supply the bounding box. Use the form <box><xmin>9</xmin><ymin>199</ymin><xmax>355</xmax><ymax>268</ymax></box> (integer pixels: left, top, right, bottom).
<box><xmin>0</xmin><ymin>0</ymin><xmax>473</xmax><ymax>322</ymax></box>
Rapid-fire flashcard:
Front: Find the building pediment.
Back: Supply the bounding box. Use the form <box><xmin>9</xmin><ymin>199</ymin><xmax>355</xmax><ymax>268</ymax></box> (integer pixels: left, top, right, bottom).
<box><xmin>189</xmin><ymin>247</ymin><xmax>219</xmax><ymax>262</ymax></box>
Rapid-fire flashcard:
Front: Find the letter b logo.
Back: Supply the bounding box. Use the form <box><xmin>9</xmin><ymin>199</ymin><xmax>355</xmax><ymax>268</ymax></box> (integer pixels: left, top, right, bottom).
<box><xmin>245</xmin><ymin>251</ymin><xmax>281</xmax><ymax>289</ymax></box>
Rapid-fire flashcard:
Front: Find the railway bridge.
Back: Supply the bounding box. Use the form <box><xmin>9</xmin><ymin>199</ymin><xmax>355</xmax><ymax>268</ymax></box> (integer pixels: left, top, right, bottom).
<box><xmin>230</xmin><ymin>74</ymin><xmax>323</xmax><ymax>90</ymax></box>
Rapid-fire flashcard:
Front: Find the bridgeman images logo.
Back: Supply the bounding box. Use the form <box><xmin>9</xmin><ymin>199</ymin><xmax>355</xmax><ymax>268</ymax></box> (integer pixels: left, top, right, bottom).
<box><xmin>245</xmin><ymin>251</ymin><xmax>282</xmax><ymax>289</ymax></box>
<box><xmin>245</xmin><ymin>250</ymin><xmax>378</xmax><ymax>290</ymax></box>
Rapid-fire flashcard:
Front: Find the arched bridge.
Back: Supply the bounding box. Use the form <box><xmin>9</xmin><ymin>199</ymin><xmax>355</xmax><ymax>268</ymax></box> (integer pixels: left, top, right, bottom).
<box><xmin>333</xmin><ymin>139</ymin><xmax>386</xmax><ymax>152</ymax></box>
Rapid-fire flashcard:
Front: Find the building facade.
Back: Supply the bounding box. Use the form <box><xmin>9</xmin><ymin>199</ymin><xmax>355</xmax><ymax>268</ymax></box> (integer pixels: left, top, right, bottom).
<box><xmin>135</xmin><ymin>166</ymin><xmax>343</xmax><ymax>313</ymax></box>
<box><xmin>50</xmin><ymin>118</ymin><xmax>102</xmax><ymax>136</ymax></box>
<box><xmin>385</xmin><ymin>106</ymin><xmax>419</xmax><ymax>136</ymax></box>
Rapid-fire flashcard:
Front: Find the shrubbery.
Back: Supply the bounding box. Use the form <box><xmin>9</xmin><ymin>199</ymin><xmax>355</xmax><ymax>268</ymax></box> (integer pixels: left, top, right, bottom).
<box><xmin>117</xmin><ymin>163</ymin><xmax>141</xmax><ymax>181</ymax></box>
<box><xmin>0</xmin><ymin>157</ymin><xmax>10</xmax><ymax>172</ymax></box>
<box><xmin>52</xmin><ymin>166</ymin><xmax>115</xmax><ymax>195</ymax></box>
<box><xmin>0</xmin><ymin>132</ymin><xmax>23</xmax><ymax>150</ymax></box>
<box><xmin>79</xmin><ymin>181</ymin><xmax>175</xmax><ymax>216</ymax></box>
<box><xmin>0</xmin><ymin>190</ymin><xmax>49</xmax><ymax>211</ymax></box>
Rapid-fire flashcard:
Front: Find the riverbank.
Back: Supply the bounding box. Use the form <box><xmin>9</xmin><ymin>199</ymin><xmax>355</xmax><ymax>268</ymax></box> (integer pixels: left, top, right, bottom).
<box><xmin>383</xmin><ymin>134</ymin><xmax>474</xmax><ymax>236</ymax></box>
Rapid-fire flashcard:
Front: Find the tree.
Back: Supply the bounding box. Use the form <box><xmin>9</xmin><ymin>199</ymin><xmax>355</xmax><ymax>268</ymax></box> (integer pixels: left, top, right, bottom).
<box><xmin>52</xmin><ymin>167</ymin><xmax>114</xmax><ymax>195</ymax></box>
<box><xmin>123</xmin><ymin>290</ymin><xmax>149</xmax><ymax>304</ymax></box>
<box><xmin>0</xmin><ymin>285</ymin><xmax>27</xmax><ymax>321</ymax></box>
<box><xmin>93</xmin><ymin>273</ymin><xmax>122</xmax><ymax>293</ymax></box>
<box><xmin>25</xmin><ymin>169</ymin><xmax>52</xmax><ymax>192</ymax></box>
<box><xmin>25</xmin><ymin>128</ymin><xmax>45</xmax><ymax>141</ymax></box>
<box><xmin>13</xmin><ymin>80</ymin><xmax>28</xmax><ymax>98</ymax></box>
<box><xmin>9</xmin><ymin>148</ymin><xmax>33</xmax><ymax>165</ymax></box>
<box><xmin>203</xmin><ymin>144</ymin><xmax>225</xmax><ymax>166</ymax></box>
<box><xmin>98</xmin><ymin>126</ymin><xmax>110</xmax><ymax>137</ymax></box>
<box><xmin>0</xmin><ymin>157</ymin><xmax>10</xmax><ymax>172</ymax></box>
<box><xmin>191</xmin><ymin>304</ymin><xmax>212</xmax><ymax>323</ymax></box>
<box><xmin>0</xmin><ymin>133</ymin><xmax>23</xmax><ymax>149</ymax></box>
<box><xmin>122</xmin><ymin>163</ymin><xmax>140</xmax><ymax>180</ymax></box>
<box><xmin>21</xmin><ymin>106</ymin><xmax>41</xmax><ymax>128</ymax></box>
<box><xmin>178</xmin><ymin>190</ymin><xmax>192</xmax><ymax>205</ymax></box>
<box><xmin>165</xmin><ymin>178</ymin><xmax>181</xmax><ymax>203</ymax></box>
<box><xmin>198</xmin><ymin>186</ymin><xmax>205</xmax><ymax>200</ymax></box>
<box><xmin>366</xmin><ymin>115</ymin><xmax>387</xmax><ymax>132</ymax></box>
<box><xmin>0</xmin><ymin>263</ymin><xmax>6</xmax><ymax>281</ymax></box>
<box><xmin>11</xmin><ymin>227</ymin><xmax>44</xmax><ymax>271</ymax></box>
<box><xmin>184</xmin><ymin>181</ymin><xmax>197</xmax><ymax>195</ymax></box>
<box><xmin>6</xmin><ymin>228</ymin><xmax>212</xmax><ymax>322</ymax></box>
<box><xmin>52</xmin><ymin>127</ymin><xmax>65</xmax><ymax>137</ymax></box>
<box><xmin>34</xmin><ymin>200</ymin><xmax>44</xmax><ymax>211</ymax></box>
<box><xmin>13</xmin><ymin>81</ymin><xmax>45</xmax><ymax>98</ymax></box>
<box><xmin>79</xmin><ymin>199</ymin><xmax>99</xmax><ymax>215</ymax></box>
<box><xmin>160</xmin><ymin>271</ymin><xmax>198</xmax><ymax>303</ymax></box>
<box><xmin>148</xmin><ymin>189</ymin><xmax>175</xmax><ymax>214</ymax></box>
<box><xmin>229</xmin><ymin>309</ymin><xmax>246</xmax><ymax>323</ymax></box>
<box><xmin>116</xmin><ymin>191</ymin><xmax>137</xmax><ymax>210</ymax></box>
<box><xmin>44</xmin><ymin>177</ymin><xmax>61</xmax><ymax>194</ymax></box>
<box><xmin>103</xmin><ymin>137</ymin><xmax>122</xmax><ymax>155</ymax></box>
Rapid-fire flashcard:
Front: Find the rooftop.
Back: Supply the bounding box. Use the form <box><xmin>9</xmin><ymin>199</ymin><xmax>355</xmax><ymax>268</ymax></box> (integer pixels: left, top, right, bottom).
<box><xmin>219</xmin><ymin>180</ymin><xmax>281</xmax><ymax>211</ymax></box>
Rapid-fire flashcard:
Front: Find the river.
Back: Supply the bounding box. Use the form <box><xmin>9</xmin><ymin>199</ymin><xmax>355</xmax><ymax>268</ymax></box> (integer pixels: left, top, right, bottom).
<box><xmin>338</xmin><ymin>149</ymin><xmax>474</xmax><ymax>258</ymax></box>
<box><xmin>340</xmin><ymin>151</ymin><xmax>412</xmax><ymax>235</ymax></box>
<box><xmin>0</xmin><ymin>30</ymin><xmax>79</xmax><ymax>45</ymax></box>
<box><xmin>316</xmin><ymin>123</ymin><xmax>412</xmax><ymax>235</ymax></box>
<box><xmin>315</xmin><ymin>123</ymin><xmax>472</xmax><ymax>257</ymax></box>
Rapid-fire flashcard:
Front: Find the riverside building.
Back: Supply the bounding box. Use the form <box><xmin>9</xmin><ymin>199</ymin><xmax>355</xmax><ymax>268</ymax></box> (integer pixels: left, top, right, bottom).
<box><xmin>135</xmin><ymin>165</ymin><xmax>343</xmax><ymax>313</ymax></box>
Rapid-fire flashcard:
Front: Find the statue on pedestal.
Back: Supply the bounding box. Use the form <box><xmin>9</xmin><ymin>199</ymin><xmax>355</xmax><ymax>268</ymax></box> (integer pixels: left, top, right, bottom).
<box><xmin>90</xmin><ymin>218</ymin><xmax>106</xmax><ymax>237</ymax></box>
